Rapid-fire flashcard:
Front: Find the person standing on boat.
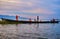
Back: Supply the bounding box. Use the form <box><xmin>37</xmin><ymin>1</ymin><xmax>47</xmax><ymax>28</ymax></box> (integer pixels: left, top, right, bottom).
<box><xmin>37</xmin><ymin>16</ymin><xmax>39</xmax><ymax>22</ymax></box>
<box><xmin>51</xmin><ymin>18</ymin><xmax>56</xmax><ymax>22</ymax></box>
<box><xmin>16</xmin><ymin>15</ymin><xmax>18</xmax><ymax>21</ymax></box>
<box><xmin>29</xmin><ymin>18</ymin><xmax>32</xmax><ymax>22</ymax></box>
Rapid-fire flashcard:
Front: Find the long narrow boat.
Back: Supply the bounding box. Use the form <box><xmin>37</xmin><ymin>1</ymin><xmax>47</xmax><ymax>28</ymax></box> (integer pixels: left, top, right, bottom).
<box><xmin>1</xmin><ymin>18</ymin><xmax>59</xmax><ymax>23</ymax></box>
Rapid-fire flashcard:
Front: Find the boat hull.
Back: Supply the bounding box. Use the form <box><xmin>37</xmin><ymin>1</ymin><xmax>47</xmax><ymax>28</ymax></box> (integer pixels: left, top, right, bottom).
<box><xmin>1</xmin><ymin>18</ymin><xmax>59</xmax><ymax>23</ymax></box>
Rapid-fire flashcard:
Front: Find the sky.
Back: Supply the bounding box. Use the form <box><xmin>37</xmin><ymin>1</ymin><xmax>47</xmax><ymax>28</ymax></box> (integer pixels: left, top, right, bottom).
<box><xmin>0</xmin><ymin>0</ymin><xmax>60</xmax><ymax>20</ymax></box>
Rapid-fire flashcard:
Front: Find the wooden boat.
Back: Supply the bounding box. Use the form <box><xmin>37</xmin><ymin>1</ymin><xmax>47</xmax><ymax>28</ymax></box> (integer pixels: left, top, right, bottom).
<box><xmin>1</xmin><ymin>18</ymin><xmax>59</xmax><ymax>23</ymax></box>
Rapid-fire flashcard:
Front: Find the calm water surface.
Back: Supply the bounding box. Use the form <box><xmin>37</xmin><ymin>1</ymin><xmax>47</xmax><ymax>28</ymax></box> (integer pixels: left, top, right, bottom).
<box><xmin>0</xmin><ymin>23</ymin><xmax>60</xmax><ymax>39</ymax></box>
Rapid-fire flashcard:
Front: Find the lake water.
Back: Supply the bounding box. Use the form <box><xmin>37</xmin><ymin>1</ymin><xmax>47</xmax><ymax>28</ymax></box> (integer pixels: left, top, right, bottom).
<box><xmin>0</xmin><ymin>23</ymin><xmax>60</xmax><ymax>39</ymax></box>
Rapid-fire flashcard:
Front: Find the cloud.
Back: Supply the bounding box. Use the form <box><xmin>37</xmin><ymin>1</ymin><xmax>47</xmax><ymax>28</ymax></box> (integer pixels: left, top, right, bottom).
<box><xmin>0</xmin><ymin>0</ymin><xmax>56</xmax><ymax>13</ymax></box>
<box><xmin>0</xmin><ymin>0</ymin><xmax>33</xmax><ymax>7</ymax></box>
<box><xmin>22</xmin><ymin>8</ymin><xmax>54</xmax><ymax>14</ymax></box>
<box><xmin>0</xmin><ymin>0</ymin><xmax>60</xmax><ymax>19</ymax></box>
<box><xmin>0</xmin><ymin>0</ymin><xmax>20</xmax><ymax>3</ymax></box>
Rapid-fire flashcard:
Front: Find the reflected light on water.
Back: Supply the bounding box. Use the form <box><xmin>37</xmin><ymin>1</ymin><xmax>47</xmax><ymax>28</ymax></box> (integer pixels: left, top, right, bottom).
<box><xmin>0</xmin><ymin>23</ymin><xmax>60</xmax><ymax>39</ymax></box>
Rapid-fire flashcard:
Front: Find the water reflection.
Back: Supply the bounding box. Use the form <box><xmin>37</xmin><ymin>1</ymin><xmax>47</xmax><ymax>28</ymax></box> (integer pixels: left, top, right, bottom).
<box><xmin>0</xmin><ymin>23</ymin><xmax>59</xmax><ymax>39</ymax></box>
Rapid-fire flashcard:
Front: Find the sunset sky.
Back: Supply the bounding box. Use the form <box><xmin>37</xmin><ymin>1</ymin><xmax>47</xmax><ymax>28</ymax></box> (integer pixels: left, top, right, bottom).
<box><xmin>0</xmin><ymin>0</ymin><xmax>60</xmax><ymax>20</ymax></box>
